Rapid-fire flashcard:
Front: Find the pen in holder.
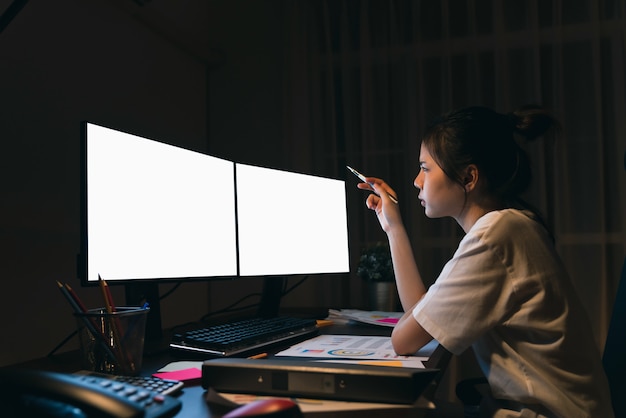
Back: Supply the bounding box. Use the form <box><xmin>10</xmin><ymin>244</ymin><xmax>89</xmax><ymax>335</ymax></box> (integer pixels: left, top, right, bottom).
<box><xmin>74</xmin><ymin>306</ymin><xmax>149</xmax><ymax>376</ymax></box>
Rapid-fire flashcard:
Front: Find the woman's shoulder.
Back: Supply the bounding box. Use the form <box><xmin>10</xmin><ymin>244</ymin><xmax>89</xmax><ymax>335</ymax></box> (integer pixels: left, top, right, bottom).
<box><xmin>473</xmin><ymin>208</ymin><xmax>536</xmax><ymax>230</ymax></box>
<box><xmin>470</xmin><ymin>208</ymin><xmax>547</xmax><ymax>244</ymax></box>
<box><xmin>460</xmin><ymin>209</ymin><xmax>555</xmax><ymax>270</ymax></box>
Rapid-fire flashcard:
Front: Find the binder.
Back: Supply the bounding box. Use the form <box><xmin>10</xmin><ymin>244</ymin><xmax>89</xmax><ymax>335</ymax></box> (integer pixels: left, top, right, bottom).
<box><xmin>202</xmin><ymin>358</ymin><xmax>439</xmax><ymax>404</ymax></box>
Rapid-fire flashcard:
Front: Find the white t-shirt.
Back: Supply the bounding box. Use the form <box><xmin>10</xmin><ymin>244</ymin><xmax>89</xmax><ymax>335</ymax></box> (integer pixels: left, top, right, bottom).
<box><xmin>413</xmin><ymin>209</ymin><xmax>613</xmax><ymax>418</ymax></box>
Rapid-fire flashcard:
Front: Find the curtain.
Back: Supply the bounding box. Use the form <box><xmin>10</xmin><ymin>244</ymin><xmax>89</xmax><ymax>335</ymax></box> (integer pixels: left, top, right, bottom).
<box><xmin>282</xmin><ymin>0</ymin><xmax>626</xmax><ymax>359</ymax></box>
<box><xmin>283</xmin><ymin>0</ymin><xmax>626</xmax><ymax>346</ymax></box>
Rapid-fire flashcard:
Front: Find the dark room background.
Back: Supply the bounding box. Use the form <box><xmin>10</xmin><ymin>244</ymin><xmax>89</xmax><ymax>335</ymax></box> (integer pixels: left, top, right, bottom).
<box><xmin>1</xmin><ymin>1</ymin><xmax>625</xmax><ymax>402</ymax></box>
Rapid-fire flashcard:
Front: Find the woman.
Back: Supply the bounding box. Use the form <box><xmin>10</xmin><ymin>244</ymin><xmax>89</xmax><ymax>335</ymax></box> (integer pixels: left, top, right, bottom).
<box><xmin>357</xmin><ymin>106</ymin><xmax>613</xmax><ymax>417</ymax></box>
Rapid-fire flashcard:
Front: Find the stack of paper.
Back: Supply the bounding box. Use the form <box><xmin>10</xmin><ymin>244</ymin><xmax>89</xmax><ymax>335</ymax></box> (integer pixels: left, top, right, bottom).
<box><xmin>327</xmin><ymin>309</ymin><xmax>403</xmax><ymax>327</ymax></box>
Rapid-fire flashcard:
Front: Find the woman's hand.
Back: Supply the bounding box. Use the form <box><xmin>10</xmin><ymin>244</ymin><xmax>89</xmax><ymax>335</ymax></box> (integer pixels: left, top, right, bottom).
<box><xmin>357</xmin><ymin>177</ymin><xmax>402</xmax><ymax>232</ymax></box>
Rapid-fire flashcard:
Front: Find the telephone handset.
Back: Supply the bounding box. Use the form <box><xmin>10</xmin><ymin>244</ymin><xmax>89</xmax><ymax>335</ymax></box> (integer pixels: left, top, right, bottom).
<box><xmin>0</xmin><ymin>368</ymin><xmax>182</xmax><ymax>418</ymax></box>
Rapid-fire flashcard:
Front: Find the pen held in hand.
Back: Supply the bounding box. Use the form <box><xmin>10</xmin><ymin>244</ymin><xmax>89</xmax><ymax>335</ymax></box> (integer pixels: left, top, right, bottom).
<box><xmin>346</xmin><ymin>166</ymin><xmax>398</xmax><ymax>204</ymax></box>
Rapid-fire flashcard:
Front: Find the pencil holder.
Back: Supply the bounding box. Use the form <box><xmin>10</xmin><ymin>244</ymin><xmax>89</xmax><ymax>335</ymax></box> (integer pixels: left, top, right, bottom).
<box><xmin>75</xmin><ymin>306</ymin><xmax>149</xmax><ymax>376</ymax></box>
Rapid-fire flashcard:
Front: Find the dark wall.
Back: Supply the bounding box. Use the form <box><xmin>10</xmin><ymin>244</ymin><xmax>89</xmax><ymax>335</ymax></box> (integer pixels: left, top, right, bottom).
<box><xmin>205</xmin><ymin>0</ymin><xmax>285</xmax><ymax>167</ymax></box>
<box><xmin>0</xmin><ymin>0</ymin><xmax>228</xmax><ymax>366</ymax></box>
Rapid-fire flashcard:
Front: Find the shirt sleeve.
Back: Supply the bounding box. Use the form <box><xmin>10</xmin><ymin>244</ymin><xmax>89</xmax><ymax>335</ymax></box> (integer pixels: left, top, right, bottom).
<box><xmin>412</xmin><ymin>228</ymin><xmax>514</xmax><ymax>355</ymax></box>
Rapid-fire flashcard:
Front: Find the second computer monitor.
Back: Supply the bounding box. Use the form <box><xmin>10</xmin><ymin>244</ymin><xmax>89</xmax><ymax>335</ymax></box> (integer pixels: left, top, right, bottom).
<box><xmin>235</xmin><ymin>163</ymin><xmax>350</xmax><ymax>277</ymax></box>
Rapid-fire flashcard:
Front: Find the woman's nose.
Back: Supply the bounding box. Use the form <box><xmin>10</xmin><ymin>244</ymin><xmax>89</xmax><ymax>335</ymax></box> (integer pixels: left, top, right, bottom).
<box><xmin>414</xmin><ymin>172</ymin><xmax>422</xmax><ymax>190</ymax></box>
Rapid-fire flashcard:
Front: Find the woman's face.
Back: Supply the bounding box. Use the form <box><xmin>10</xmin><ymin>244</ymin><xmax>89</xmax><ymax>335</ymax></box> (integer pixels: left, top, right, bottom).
<box><xmin>414</xmin><ymin>143</ymin><xmax>466</xmax><ymax>219</ymax></box>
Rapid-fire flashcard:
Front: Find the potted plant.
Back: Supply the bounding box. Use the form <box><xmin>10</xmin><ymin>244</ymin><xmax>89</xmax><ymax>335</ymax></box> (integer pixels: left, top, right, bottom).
<box><xmin>357</xmin><ymin>242</ymin><xmax>398</xmax><ymax>311</ymax></box>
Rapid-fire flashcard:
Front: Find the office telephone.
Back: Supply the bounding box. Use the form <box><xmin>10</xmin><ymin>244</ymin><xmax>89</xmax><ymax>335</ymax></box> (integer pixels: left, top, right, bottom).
<box><xmin>0</xmin><ymin>368</ymin><xmax>182</xmax><ymax>418</ymax></box>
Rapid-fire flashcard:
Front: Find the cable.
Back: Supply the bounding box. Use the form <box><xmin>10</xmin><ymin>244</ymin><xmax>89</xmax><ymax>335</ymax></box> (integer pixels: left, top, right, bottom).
<box><xmin>282</xmin><ymin>275</ymin><xmax>309</xmax><ymax>296</ymax></box>
<box><xmin>199</xmin><ymin>292</ymin><xmax>262</xmax><ymax>322</ymax></box>
<box><xmin>47</xmin><ymin>330</ymin><xmax>78</xmax><ymax>357</ymax></box>
<box><xmin>159</xmin><ymin>282</ymin><xmax>181</xmax><ymax>300</ymax></box>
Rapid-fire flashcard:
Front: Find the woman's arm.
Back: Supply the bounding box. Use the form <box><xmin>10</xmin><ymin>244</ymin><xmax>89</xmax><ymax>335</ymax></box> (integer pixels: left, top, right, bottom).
<box><xmin>386</xmin><ymin>225</ymin><xmax>427</xmax><ymax>311</ymax></box>
<box><xmin>391</xmin><ymin>300</ymin><xmax>433</xmax><ymax>355</ymax></box>
<box><xmin>358</xmin><ymin>177</ymin><xmax>432</xmax><ymax>354</ymax></box>
<box><xmin>360</xmin><ymin>178</ymin><xmax>427</xmax><ymax>310</ymax></box>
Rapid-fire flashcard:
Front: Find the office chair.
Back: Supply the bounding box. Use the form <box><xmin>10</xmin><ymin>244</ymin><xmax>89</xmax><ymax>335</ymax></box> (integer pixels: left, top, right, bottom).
<box><xmin>455</xmin><ymin>376</ymin><xmax>487</xmax><ymax>418</ymax></box>
<box><xmin>603</xmin><ymin>255</ymin><xmax>626</xmax><ymax>418</ymax></box>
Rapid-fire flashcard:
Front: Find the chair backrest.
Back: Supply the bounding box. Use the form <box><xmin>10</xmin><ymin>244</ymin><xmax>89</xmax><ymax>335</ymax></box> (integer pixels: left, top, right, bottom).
<box><xmin>603</xmin><ymin>256</ymin><xmax>626</xmax><ymax>418</ymax></box>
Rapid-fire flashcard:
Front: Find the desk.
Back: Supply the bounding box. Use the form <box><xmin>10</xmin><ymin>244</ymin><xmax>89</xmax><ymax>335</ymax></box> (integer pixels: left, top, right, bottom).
<box><xmin>7</xmin><ymin>322</ymin><xmax>452</xmax><ymax>418</ymax></box>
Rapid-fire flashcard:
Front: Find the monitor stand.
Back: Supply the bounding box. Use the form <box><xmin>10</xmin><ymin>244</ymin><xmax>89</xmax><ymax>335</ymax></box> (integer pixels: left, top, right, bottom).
<box><xmin>124</xmin><ymin>277</ymin><xmax>285</xmax><ymax>343</ymax></box>
<box><xmin>125</xmin><ymin>282</ymin><xmax>162</xmax><ymax>341</ymax></box>
<box><xmin>257</xmin><ymin>276</ymin><xmax>285</xmax><ymax>318</ymax></box>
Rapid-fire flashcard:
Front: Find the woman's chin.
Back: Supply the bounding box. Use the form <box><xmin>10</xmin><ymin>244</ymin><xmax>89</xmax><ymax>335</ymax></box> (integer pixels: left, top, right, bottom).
<box><xmin>423</xmin><ymin>207</ymin><xmax>441</xmax><ymax>219</ymax></box>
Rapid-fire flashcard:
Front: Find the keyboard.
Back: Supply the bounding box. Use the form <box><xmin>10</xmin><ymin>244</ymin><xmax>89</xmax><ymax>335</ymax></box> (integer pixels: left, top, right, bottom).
<box><xmin>169</xmin><ymin>316</ymin><xmax>319</xmax><ymax>357</ymax></box>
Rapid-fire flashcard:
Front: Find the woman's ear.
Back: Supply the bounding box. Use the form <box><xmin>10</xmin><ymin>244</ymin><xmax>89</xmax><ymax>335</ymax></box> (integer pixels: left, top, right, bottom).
<box><xmin>463</xmin><ymin>165</ymin><xmax>479</xmax><ymax>192</ymax></box>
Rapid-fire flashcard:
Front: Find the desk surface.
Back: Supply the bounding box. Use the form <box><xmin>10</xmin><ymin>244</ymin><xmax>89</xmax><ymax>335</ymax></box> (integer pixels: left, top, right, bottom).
<box><xmin>7</xmin><ymin>322</ymin><xmax>451</xmax><ymax>418</ymax></box>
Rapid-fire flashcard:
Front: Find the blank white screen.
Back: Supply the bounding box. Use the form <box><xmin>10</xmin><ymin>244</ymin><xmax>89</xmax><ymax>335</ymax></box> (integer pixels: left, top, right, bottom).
<box><xmin>86</xmin><ymin>123</ymin><xmax>238</xmax><ymax>282</ymax></box>
<box><xmin>236</xmin><ymin>163</ymin><xmax>350</xmax><ymax>276</ymax></box>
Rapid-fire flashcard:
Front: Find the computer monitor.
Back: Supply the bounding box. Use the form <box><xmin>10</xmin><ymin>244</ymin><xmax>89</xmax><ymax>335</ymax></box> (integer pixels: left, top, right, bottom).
<box><xmin>235</xmin><ymin>162</ymin><xmax>350</xmax><ymax>277</ymax></box>
<box><xmin>80</xmin><ymin>122</ymin><xmax>238</xmax><ymax>284</ymax></box>
<box><xmin>235</xmin><ymin>163</ymin><xmax>350</xmax><ymax>317</ymax></box>
<box><xmin>78</xmin><ymin>122</ymin><xmax>351</xmax><ymax>335</ymax></box>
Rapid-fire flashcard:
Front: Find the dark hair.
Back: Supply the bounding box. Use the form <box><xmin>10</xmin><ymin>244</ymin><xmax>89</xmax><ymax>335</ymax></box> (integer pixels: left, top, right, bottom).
<box><xmin>421</xmin><ymin>105</ymin><xmax>559</xmax><ymax>203</ymax></box>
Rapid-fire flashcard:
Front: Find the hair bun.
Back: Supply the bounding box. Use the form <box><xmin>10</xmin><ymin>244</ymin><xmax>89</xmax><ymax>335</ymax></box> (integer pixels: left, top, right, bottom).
<box><xmin>509</xmin><ymin>106</ymin><xmax>559</xmax><ymax>140</ymax></box>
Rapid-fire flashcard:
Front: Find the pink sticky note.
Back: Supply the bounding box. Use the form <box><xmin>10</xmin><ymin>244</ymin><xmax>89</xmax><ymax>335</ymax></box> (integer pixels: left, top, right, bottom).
<box><xmin>377</xmin><ymin>317</ymin><xmax>399</xmax><ymax>324</ymax></box>
<box><xmin>153</xmin><ymin>367</ymin><xmax>202</xmax><ymax>383</ymax></box>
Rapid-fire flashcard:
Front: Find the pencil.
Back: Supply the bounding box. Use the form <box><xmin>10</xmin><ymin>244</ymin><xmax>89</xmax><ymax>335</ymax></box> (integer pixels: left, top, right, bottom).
<box><xmin>55</xmin><ymin>281</ymin><xmax>117</xmax><ymax>362</ymax></box>
<box><xmin>57</xmin><ymin>281</ymin><xmax>83</xmax><ymax>314</ymax></box>
<box><xmin>65</xmin><ymin>283</ymin><xmax>88</xmax><ymax>313</ymax></box>
<box><xmin>98</xmin><ymin>276</ymin><xmax>132</xmax><ymax>372</ymax></box>
<box><xmin>247</xmin><ymin>352</ymin><xmax>268</xmax><ymax>359</ymax></box>
<box><xmin>98</xmin><ymin>275</ymin><xmax>116</xmax><ymax>313</ymax></box>
<box><xmin>346</xmin><ymin>166</ymin><xmax>399</xmax><ymax>204</ymax></box>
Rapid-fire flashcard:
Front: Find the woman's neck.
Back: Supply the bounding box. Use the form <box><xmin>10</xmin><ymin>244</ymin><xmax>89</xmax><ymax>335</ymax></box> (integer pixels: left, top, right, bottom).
<box><xmin>456</xmin><ymin>196</ymin><xmax>505</xmax><ymax>233</ymax></box>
